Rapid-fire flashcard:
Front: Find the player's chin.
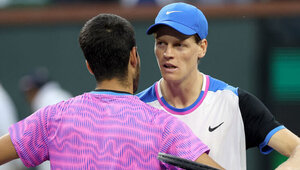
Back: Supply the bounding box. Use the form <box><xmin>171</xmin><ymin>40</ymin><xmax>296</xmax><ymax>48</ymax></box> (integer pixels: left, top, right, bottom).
<box><xmin>162</xmin><ymin>74</ymin><xmax>180</xmax><ymax>83</ymax></box>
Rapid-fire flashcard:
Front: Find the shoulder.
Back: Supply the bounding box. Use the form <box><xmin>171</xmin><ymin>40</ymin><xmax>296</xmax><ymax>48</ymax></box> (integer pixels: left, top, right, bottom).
<box><xmin>136</xmin><ymin>82</ymin><xmax>157</xmax><ymax>103</ymax></box>
<box><xmin>237</xmin><ymin>88</ymin><xmax>283</xmax><ymax>149</ymax></box>
<box><xmin>40</xmin><ymin>93</ymin><xmax>84</xmax><ymax>115</ymax></box>
<box><xmin>207</xmin><ymin>75</ymin><xmax>238</xmax><ymax>96</ymax></box>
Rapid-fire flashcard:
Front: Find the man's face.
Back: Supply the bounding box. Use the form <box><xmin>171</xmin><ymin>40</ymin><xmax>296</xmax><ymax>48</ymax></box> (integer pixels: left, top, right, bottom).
<box><xmin>154</xmin><ymin>26</ymin><xmax>202</xmax><ymax>83</ymax></box>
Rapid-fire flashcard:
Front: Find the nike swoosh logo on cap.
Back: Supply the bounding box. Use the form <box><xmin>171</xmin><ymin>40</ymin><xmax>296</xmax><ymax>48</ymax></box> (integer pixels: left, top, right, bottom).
<box><xmin>166</xmin><ymin>11</ymin><xmax>183</xmax><ymax>15</ymax></box>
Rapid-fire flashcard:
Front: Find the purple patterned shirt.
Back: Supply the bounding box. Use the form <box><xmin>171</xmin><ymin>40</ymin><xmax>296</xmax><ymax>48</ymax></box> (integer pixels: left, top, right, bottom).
<box><xmin>9</xmin><ymin>91</ymin><xmax>209</xmax><ymax>169</ymax></box>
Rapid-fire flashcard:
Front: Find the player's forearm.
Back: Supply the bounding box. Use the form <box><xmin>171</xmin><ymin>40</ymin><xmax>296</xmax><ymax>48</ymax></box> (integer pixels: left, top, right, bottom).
<box><xmin>0</xmin><ymin>133</ymin><xmax>19</xmax><ymax>165</ymax></box>
<box><xmin>195</xmin><ymin>153</ymin><xmax>225</xmax><ymax>170</ymax></box>
<box><xmin>269</xmin><ymin>128</ymin><xmax>300</xmax><ymax>157</ymax></box>
<box><xmin>275</xmin><ymin>145</ymin><xmax>300</xmax><ymax>170</ymax></box>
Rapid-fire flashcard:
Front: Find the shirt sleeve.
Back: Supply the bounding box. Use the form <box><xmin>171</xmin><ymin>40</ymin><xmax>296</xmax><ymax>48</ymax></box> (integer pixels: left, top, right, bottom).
<box><xmin>158</xmin><ymin>112</ymin><xmax>209</xmax><ymax>168</ymax></box>
<box><xmin>9</xmin><ymin>106</ymin><xmax>51</xmax><ymax>167</ymax></box>
<box><xmin>238</xmin><ymin>88</ymin><xmax>283</xmax><ymax>153</ymax></box>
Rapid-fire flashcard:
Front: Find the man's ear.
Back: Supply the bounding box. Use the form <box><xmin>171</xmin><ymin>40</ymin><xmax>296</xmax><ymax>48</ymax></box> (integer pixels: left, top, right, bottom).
<box><xmin>129</xmin><ymin>46</ymin><xmax>138</xmax><ymax>68</ymax></box>
<box><xmin>198</xmin><ymin>39</ymin><xmax>208</xmax><ymax>59</ymax></box>
<box><xmin>85</xmin><ymin>60</ymin><xmax>94</xmax><ymax>75</ymax></box>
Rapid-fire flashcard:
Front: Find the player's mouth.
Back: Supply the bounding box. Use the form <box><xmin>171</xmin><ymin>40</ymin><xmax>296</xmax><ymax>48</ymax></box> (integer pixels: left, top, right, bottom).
<box><xmin>163</xmin><ymin>63</ymin><xmax>177</xmax><ymax>71</ymax></box>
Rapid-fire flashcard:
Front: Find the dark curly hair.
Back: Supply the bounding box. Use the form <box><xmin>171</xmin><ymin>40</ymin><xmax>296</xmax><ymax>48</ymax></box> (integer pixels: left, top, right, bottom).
<box><xmin>79</xmin><ymin>13</ymin><xmax>136</xmax><ymax>82</ymax></box>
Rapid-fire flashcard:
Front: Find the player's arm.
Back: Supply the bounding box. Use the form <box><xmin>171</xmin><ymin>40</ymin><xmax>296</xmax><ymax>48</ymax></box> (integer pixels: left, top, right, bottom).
<box><xmin>238</xmin><ymin>88</ymin><xmax>300</xmax><ymax>168</ymax></box>
<box><xmin>275</xmin><ymin>144</ymin><xmax>300</xmax><ymax>170</ymax></box>
<box><xmin>160</xmin><ymin>113</ymin><xmax>224</xmax><ymax>169</ymax></box>
<box><xmin>238</xmin><ymin>88</ymin><xmax>300</xmax><ymax>154</ymax></box>
<box><xmin>268</xmin><ymin>128</ymin><xmax>300</xmax><ymax>157</ymax></box>
<box><xmin>0</xmin><ymin>133</ymin><xmax>19</xmax><ymax>165</ymax></box>
<box><xmin>195</xmin><ymin>153</ymin><xmax>225</xmax><ymax>170</ymax></box>
<box><xmin>268</xmin><ymin>128</ymin><xmax>300</xmax><ymax>169</ymax></box>
<box><xmin>238</xmin><ymin>88</ymin><xmax>281</xmax><ymax>150</ymax></box>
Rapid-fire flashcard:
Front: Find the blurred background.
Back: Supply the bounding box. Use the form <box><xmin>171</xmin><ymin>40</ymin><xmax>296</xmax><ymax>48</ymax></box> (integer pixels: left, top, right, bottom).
<box><xmin>0</xmin><ymin>0</ymin><xmax>300</xmax><ymax>169</ymax></box>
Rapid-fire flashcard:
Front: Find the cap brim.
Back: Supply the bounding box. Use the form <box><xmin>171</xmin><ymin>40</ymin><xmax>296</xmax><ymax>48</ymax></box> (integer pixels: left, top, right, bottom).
<box><xmin>147</xmin><ymin>21</ymin><xmax>196</xmax><ymax>35</ymax></box>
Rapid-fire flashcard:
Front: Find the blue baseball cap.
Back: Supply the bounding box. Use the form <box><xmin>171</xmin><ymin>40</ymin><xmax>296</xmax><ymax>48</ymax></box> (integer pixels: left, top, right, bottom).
<box><xmin>147</xmin><ymin>2</ymin><xmax>208</xmax><ymax>39</ymax></box>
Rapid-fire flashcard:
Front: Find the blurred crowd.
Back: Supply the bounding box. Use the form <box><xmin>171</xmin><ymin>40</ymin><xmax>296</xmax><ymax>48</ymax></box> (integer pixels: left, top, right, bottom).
<box><xmin>0</xmin><ymin>0</ymin><xmax>291</xmax><ymax>8</ymax></box>
<box><xmin>1</xmin><ymin>67</ymin><xmax>72</xmax><ymax>170</ymax></box>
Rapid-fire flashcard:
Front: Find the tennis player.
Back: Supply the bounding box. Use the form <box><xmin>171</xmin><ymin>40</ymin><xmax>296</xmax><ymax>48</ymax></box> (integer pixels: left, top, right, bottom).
<box><xmin>0</xmin><ymin>13</ymin><xmax>224</xmax><ymax>169</ymax></box>
<box><xmin>137</xmin><ymin>2</ymin><xmax>300</xmax><ymax>170</ymax></box>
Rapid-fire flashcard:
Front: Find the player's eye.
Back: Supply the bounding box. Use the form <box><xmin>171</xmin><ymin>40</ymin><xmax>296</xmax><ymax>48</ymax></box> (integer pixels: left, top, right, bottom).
<box><xmin>156</xmin><ymin>41</ymin><xmax>166</xmax><ymax>46</ymax></box>
<box><xmin>174</xmin><ymin>43</ymin><xmax>184</xmax><ymax>47</ymax></box>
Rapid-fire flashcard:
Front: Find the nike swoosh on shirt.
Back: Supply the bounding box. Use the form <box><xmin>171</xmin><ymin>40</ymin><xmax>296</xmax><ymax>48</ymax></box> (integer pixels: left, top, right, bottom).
<box><xmin>166</xmin><ymin>11</ymin><xmax>183</xmax><ymax>15</ymax></box>
<box><xmin>208</xmin><ymin>122</ymin><xmax>224</xmax><ymax>132</ymax></box>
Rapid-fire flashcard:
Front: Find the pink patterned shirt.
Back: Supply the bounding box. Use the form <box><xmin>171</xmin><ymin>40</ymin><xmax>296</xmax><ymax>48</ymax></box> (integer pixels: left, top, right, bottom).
<box><xmin>9</xmin><ymin>91</ymin><xmax>209</xmax><ymax>169</ymax></box>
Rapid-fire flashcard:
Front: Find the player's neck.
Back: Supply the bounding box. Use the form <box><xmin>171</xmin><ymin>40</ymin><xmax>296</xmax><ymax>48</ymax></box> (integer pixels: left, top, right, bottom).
<box><xmin>95</xmin><ymin>78</ymin><xmax>133</xmax><ymax>94</ymax></box>
<box><xmin>161</xmin><ymin>72</ymin><xmax>203</xmax><ymax>108</ymax></box>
